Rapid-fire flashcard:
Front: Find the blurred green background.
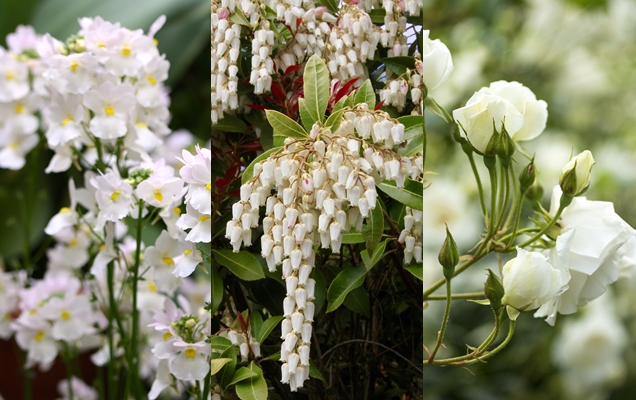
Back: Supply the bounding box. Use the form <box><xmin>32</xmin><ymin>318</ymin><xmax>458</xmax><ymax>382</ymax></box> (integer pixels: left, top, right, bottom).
<box><xmin>0</xmin><ymin>0</ymin><xmax>209</xmax><ymax>269</ymax></box>
<box><xmin>423</xmin><ymin>0</ymin><xmax>636</xmax><ymax>399</ymax></box>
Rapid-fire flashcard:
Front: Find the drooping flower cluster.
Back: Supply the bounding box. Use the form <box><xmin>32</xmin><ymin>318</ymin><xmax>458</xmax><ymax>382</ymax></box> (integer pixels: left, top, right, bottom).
<box><xmin>220</xmin><ymin>327</ymin><xmax>262</xmax><ymax>362</ymax></box>
<box><xmin>226</xmin><ymin>104</ymin><xmax>422</xmax><ymax>390</ymax></box>
<box><xmin>211</xmin><ymin>4</ymin><xmax>240</xmax><ymax>123</ymax></box>
<box><xmin>397</xmin><ymin>206</ymin><xmax>423</xmax><ymax>264</ymax></box>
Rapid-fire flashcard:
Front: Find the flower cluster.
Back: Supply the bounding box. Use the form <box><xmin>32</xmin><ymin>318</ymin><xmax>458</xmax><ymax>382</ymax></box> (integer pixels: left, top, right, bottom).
<box><xmin>211</xmin><ymin>4</ymin><xmax>240</xmax><ymax>123</ymax></box>
<box><xmin>226</xmin><ymin>104</ymin><xmax>422</xmax><ymax>390</ymax></box>
<box><xmin>220</xmin><ymin>327</ymin><xmax>262</xmax><ymax>362</ymax></box>
<box><xmin>397</xmin><ymin>206</ymin><xmax>423</xmax><ymax>264</ymax></box>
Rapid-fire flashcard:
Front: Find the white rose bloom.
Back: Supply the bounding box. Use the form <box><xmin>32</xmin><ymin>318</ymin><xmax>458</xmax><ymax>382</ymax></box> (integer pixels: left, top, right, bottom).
<box><xmin>552</xmin><ymin>297</ymin><xmax>627</xmax><ymax>399</ymax></box>
<box><xmin>502</xmin><ymin>247</ymin><xmax>564</xmax><ymax>311</ymax></box>
<box><xmin>420</xmin><ymin>30</ymin><xmax>454</xmax><ymax>90</ymax></box>
<box><xmin>535</xmin><ymin>187</ymin><xmax>636</xmax><ymax>325</ymax></box>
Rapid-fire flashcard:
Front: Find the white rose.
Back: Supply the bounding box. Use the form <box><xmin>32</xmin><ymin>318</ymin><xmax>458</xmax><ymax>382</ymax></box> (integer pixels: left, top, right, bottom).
<box><xmin>420</xmin><ymin>30</ymin><xmax>453</xmax><ymax>90</ymax></box>
<box><xmin>559</xmin><ymin>150</ymin><xmax>595</xmax><ymax>196</ymax></box>
<box><xmin>453</xmin><ymin>80</ymin><xmax>547</xmax><ymax>154</ymax></box>
<box><xmin>534</xmin><ymin>186</ymin><xmax>636</xmax><ymax>325</ymax></box>
<box><xmin>501</xmin><ymin>247</ymin><xmax>564</xmax><ymax>311</ymax></box>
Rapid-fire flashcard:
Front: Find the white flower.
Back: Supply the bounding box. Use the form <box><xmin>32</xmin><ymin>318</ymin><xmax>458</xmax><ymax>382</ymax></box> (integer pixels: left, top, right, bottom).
<box><xmin>502</xmin><ymin>247</ymin><xmax>564</xmax><ymax>311</ymax></box>
<box><xmin>176</xmin><ymin>203</ymin><xmax>211</xmax><ymax>243</ymax></box>
<box><xmin>83</xmin><ymin>81</ymin><xmax>136</xmax><ymax>139</ymax></box>
<box><xmin>44</xmin><ymin>93</ymin><xmax>85</xmax><ymax>147</ymax></box>
<box><xmin>14</xmin><ymin>318</ymin><xmax>58</xmax><ymax>371</ymax></box>
<box><xmin>559</xmin><ymin>150</ymin><xmax>595</xmax><ymax>197</ymax></box>
<box><xmin>148</xmin><ymin>359</ymin><xmax>174</xmax><ymax>399</ymax></box>
<box><xmin>56</xmin><ymin>376</ymin><xmax>99</xmax><ymax>400</ymax></box>
<box><xmin>145</xmin><ymin>230</ymin><xmax>183</xmax><ymax>292</ymax></box>
<box><xmin>91</xmin><ymin>171</ymin><xmax>134</xmax><ymax>228</ymax></box>
<box><xmin>169</xmin><ymin>341</ymin><xmax>210</xmax><ymax>381</ymax></box>
<box><xmin>0</xmin><ymin>49</ymin><xmax>29</xmax><ymax>102</ymax></box>
<box><xmin>534</xmin><ymin>187</ymin><xmax>636</xmax><ymax>325</ymax></box>
<box><xmin>136</xmin><ymin>175</ymin><xmax>184</xmax><ymax>208</ymax></box>
<box><xmin>420</xmin><ymin>30</ymin><xmax>454</xmax><ymax>90</ymax></box>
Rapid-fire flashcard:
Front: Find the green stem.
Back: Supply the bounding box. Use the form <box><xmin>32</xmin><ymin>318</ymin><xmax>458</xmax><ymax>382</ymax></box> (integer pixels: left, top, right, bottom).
<box><xmin>504</xmin><ymin>164</ymin><xmax>519</xmax><ymax>229</ymax></box>
<box><xmin>467</xmin><ymin>152</ymin><xmax>487</xmax><ymax>216</ymax></box>
<box><xmin>63</xmin><ymin>344</ymin><xmax>74</xmax><ymax>400</ymax></box>
<box><xmin>425</xmin><ymin>291</ymin><xmax>485</xmax><ymax>301</ymax></box>
<box><xmin>486</xmin><ymin>157</ymin><xmax>498</xmax><ymax>236</ymax></box>
<box><xmin>124</xmin><ymin>201</ymin><xmax>145</xmax><ymax>398</ymax></box>
<box><xmin>107</xmin><ymin>261</ymin><xmax>117</xmax><ymax>400</ymax></box>
<box><xmin>516</xmin><ymin>195</ymin><xmax>572</xmax><ymax>248</ymax></box>
<box><xmin>424</xmin><ymin>256</ymin><xmax>479</xmax><ymax>300</ymax></box>
<box><xmin>427</xmin><ymin>279</ymin><xmax>452</xmax><ymax>363</ymax></box>
<box><xmin>495</xmin><ymin>162</ymin><xmax>509</xmax><ymax>230</ymax></box>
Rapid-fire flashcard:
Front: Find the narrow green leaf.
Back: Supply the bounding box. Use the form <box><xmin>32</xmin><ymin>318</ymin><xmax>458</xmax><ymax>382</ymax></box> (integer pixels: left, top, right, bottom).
<box><xmin>398</xmin><ymin>115</ymin><xmax>424</xmax><ymax>141</ymax></box>
<box><xmin>326</xmin><ymin>265</ymin><xmax>367</xmax><ymax>313</ymax></box>
<box><xmin>362</xmin><ymin>198</ymin><xmax>384</xmax><ymax>256</ymax></box>
<box><xmin>342</xmin><ymin>232</ymin><xmax>365</xmax><ymax>244</ymax></box>
<box><xmin>309</xmin><ymin>359</ymin><xmax>327</xmax><ymax>383</ymax></box>
<box><xmin>266</xmin><ymin>110</ymin><xmax>309</xmax><ymax>147</ymax></box>
<box><xmin>400</xmin><ymin>134</ymin><xmax>424</xmax><ymax>157</ymax></box>
<box><xmin>303</xmin><ymin>55</ymin><xmax>330</xmax><ymax>125</ymax></box>
<box><xmin>217</xmin><ymin>346</ymin><xmax>237</xmax><ymax>389</ymax></box>
<box><xmin>313</xmin><ymin>268</ymin><xmax>327</xmax><ymax>313</ymax></box>
<box><xmin>212</xmin><ymin>250</ymin><xmax>266</xmax><ymax>281</ymax></box>
<box><xmin>230</xmin><ymin>9</ymin><xmax>251</xmax><ymax>26</ymax></box>
<box><xmin>211</xmin><ymin>336</ymin><xmax>233</xmax><ymax>353</ymax></box>
<box><xmin>211</xmin><ymin>267</ymin><xmax>224</xmax><ymax>314</ymax></box>
<box><xmin>389</xmin><ymin>203</ymin><xmax>407</xmax><ymax>230</ymax></box>
<box><xmin>404</xmin><ymin>265</ymin><xmax>423</xmax><ymax>281</ymax></box>
<box><xmin>235</xmin><ymin>362</ymin><xmax>268</xmax><ymax>400</ymax></box>
<box><xmin>256</xmin><ymin>316</ymin><xmax>284</xmax><ymax>343</ymax></box>
<box><xmin>324</xmin><ymin>107</ymin><xmax>346</xmax><ymax>133</ymax></box>
<box><xmin>241</xmin><ymin>147</ymin><xmax>282</xmax><ymax>184</ymax></box>
<box><xmin>228</xmin><ymin>367</ymin><xmax>258</xmax><ymax>387</ymax></box>
<box><xmin>343</xmin><ymin>286</ymin><xmax>370</xmax><ymax>317</ymax></box>
<box><xmin>377</xmin><ymin>179</ymin><xmax>423</xmax><ymax>211</ymax></box>
<box><xmin>380</xmin><ymin>56</ymin><xmax>416</xmax><ymax>75</ymax></box>
<box><xmin>425</xmin><ymin>96</ymin><xmax>453</xmax><ymax>123</ymax></box>
<box><xmin>354</xmin><ymin>80</ymin><xmax>376</xmax><ymax>109</ymax></box>
<box><xmin>212</xmin><ymin>114</ymin><xmax>248</xmax><ymax>133</ymax></box>
<box><xmin>332</xmin><ymin>95</ymin><xmax>349</xmax><ymax>114</ymax></box>
<box><xmin>361</xmin><ymin>240</ymin><xmax>387</xmax><ymax>272</ymax></box>
<box><xmin>249</xmin><ymin>311</ymin><xmax>263</xmax><ymax>340</ymax></box>
<box><xmin>261</xmin><ymin>351</ymin><xmax>281</xmax><ymax>361</ymax></box>
<box><xmin>211</xmin><ymin>358</ymin><xmax>233</xmax><ymax>376</ymax></box>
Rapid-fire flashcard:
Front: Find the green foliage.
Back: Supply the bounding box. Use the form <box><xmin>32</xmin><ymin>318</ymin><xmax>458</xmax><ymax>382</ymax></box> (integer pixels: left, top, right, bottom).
<box><xmin>301</xmin><ymin>54</ymin><xmax>330</xmax><ymax>127</ymax></box>
<box><xmin>212</xmin><ymin>250</ymin><xmax>266</xmax><ymax>281</ymax></box>
<box><xmin>377</xmin><ymin>179</ymin><xmax>424</xmax><ymax>211</ymax></box>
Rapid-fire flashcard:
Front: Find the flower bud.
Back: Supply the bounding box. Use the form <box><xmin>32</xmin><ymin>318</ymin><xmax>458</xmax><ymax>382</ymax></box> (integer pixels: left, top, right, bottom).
<box><xmin>496</xmin><ymin>128</ymin><xmax>515</xmax><ymax>164</ymax></box>
<box><xmin>559</xmin><ymin>150</ymin><xmax>594</xmax><ymax>197</ymax></box>
<box><xmin>484</xmin><ymin>269</ymin><xmax>505</xmax><ymax>310</ymax></box>
<box><xmin>438</xmin><ymin>225</ymin><xmax>459</xmax><ymax>280</ymax></box>
<box><xmin>519</xmin><ymin>157</ymin><xmax>536</xmax><ymax>193</ymax></box>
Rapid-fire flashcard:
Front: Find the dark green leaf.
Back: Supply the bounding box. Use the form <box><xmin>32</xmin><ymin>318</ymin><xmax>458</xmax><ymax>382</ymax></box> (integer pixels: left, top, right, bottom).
<box><xmin>212</xmin><ymin>114</ymin><xmax>248</xmax><ymax>133</ymax></box>
<box><xmin>211</xmin><ymin>266</ymin><xmax>224</xmax><ymax>314</ymax></box>
<box><xmin>354</xmin><ymin>80</ymin><xmax>376</xmax><ymax>109</ymax></box>
<box><xmin>235</xmin><ymin>362</ymin><xmax>268</xmax><ymax>400</ymax></box>
<box><xmin>341</xmin><ymin>232</ymin><xmax>365</xmax><ymax>244</ymax></box>
<box><xmin>256</xmin><ymin>316</ymin><xmax>284</xmax><ymax>343</ymax></box>
<box><xmin>379</xmin><ymin>57</ymin><xmax>416</xmax><ymax>75</ymax></box>
<box><xmin>361</xmin><ymin>240</ymin><xmax>387</xmax><ymax>272</ymax></box>
<box><xmin>398</xmin><ymin>115</ymin><xmax>424</xmax><ymax>141</ymax></box>
<box><xmin>326</xmin><ymin>265</ymin><xmax>367</xmax><ymax>313</ymax></box>
<box><xmin>343</xmin><ymin>285</ymin><xmax>370</xmax><ymax>317</ymax></box>
<box><xmin>228</xmin><ymin>367</ymin><xmax>258</xmax><ymax>387</ymax></box>
<box><xmin>229</xmin><ymin>8</ymin><xmax>250</xmax><ymax>26</ymax></box>
<box><xmin>249</xmin><ymin>311</ymin><xmax>263</xmax><ymax>340</ymax></box>
<box><xmin>362</xmin><ymin>198</ymin><xmax>384</xmax><ymax>255</ymax></box>
<box><xmin>298</xmin><ymin>98</ymin><xmax>313</xmax><ymax>131</ymax></box>
<box><xmin>266</xmin><ymin>110</ymin><xmax>309</xmax><ymax>147</ymax></box>
<box><xmin>404</xmin><ymin>265</ymin><xmax>423</xmax><ymax>281</ymax></box>
<box><xmin>319</xmin><ymin>0</ymin><xmax>339</xmax><ymax>14</ymax></box>
<box><xmin>325</xmin><ymin>107</ymin><xmax>346</xmax><ymax>133</ymax></box>
<box><xmin>377</xmin><ymin>179</ymin><xmax>423</xmax><ymax>211</ymax></box>
<box><xmin>309</xmin><ymin>359</ymin><xmax>327</xmax><ymax>383</ymax></box>
<box><xmin>212</xmin><ymin>250</ymin><xmax>266</xmax><ymax>281</ymax></box>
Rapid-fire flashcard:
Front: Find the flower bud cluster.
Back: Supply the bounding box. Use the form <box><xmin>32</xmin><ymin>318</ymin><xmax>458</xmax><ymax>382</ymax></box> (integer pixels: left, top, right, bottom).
<box><xmin>380</xmin><ymin>0</ymin><xmax>409</xmax><ymax>57</ymax></box>
<box><xmin>227</xmin><ymin>105</ymin><xmax>422</xmax><ymax>390</ymax></box>
<box><xmin>250</xmin><ymin>27</ymin><xmax>275</xmax><ymax>94</ymax></box>
<box><xmin>221</xmin><ymin>328</ymin><xmax>262</xmax><ymax>362</ymax></box>
<box><xmin>397</xmin><ymin>206</ymin><xmax>423</xmax><ymax>264</ymax></box>
<box><xmin>212</xmin><ymin>5</ymin><xmax>241</xmax><ymax>123</ymax></box>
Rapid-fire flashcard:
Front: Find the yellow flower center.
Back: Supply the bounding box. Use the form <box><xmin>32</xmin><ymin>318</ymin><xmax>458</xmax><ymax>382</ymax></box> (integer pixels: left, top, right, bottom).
<box><xmin>104</xmin><ymin>106</ymin><xmax>115</xmax><ymax>116</ymax></box>
<box><xmin>5</xmin><ymin>71</ymin><xmax>15</xmax><ymax>80</ymax></box>
<box><xmin>8</xmin><ymin>142</ymin><xmax>18</xmax><ymax>149</ymax></box>
<box><xmin>60</xmin><ymin>207</ymin><xmax>72</xmax><ymax>214</ymax></box>
<box><xmin>154</xmin><ymin>190</ymin><xmax>163</xmax><ymax>202</ymax></box>
<box><xmin>163</xmin><ymin>332</ymin><xmax>172</xmax><ymax>341</ymax></box>
<box><xmin>147</xmin><ymin>76</ymin><xmax>157</xmax><ymax>85</ymax></box>
<box><xmin>121</xmin><ymin>46</ymin><xmax>131</xmax><ymax>56</ymax></box>
<box><xmin>206</xmin><ymin>183</ymin><xmax>211</xmax><ymax>190</ymax></box>
<box><xmin>153</xmin><ymin>38</ymin><xmax>158</xmax><ymax>46</ymax></box>
<box><xmin>29</xmin><ymin>309</ymin><xmax>37</xmax><ymax>316</ymax></box>
<box><xmin>14</xmin><ymin>104</ymin><xmax>24</xmax><ymax>114</ymax></box>
<box><xmin>61</xmin><ymin>310</ymin><xmax>70</xmax><ymax>320</ymax></box>
<box><xmin>148</xmin><ymin>282</ymin><xmax>157</xmax><ymax>292</ymax></box>
<box><xmin>70</xmin><ymin>61</ymin><xmax>79</xmax><ymax>72</ymax></box>
<box><xmin>162</xmin><ymin>257</ymin><xmax>174</xmax><ymax>265</ymax></box>
<box><xmin>198</xmin><ymin>215</ymin><xmax>210</xmax><ymax>222</ymax></box>
<box><xmin>61</xmin><ymin>117</ymin><xmax>72</xmax><ymax>126</ymax></box>
<box><xmin>68</xmin><ymin>238</ymin><xmax>78</xmax><ymax>248</ymax></box>
<box><xmin>98</xmin><ymin>41</ymin><xmax>106</xmax><ymax>49</ymax></box>
<box><xmin>183</xmin><ymin>249</ymin><xmax>192</xmax><ymax>256</ymax></box>
<box><xmin>34</xmin><ymin>331</ymin><xmax>45</xmax><ymax>342</ymax></box>
<box><xmin>110</xmin><ymin>191</ymin><xmax>120</xmax><ymax>201</ymax></box>
<box><xmin>135</xmin><ymin>122</ymin><xmax>147</xmax><ymax>128</ymax></box>
<box><xmin>173</xmin><ymin>207</ymin><xmax>181</xmax><ymax>215</ymax></box>
<box><xmin>99</xmin><ymin>244</ymin><xmax>106</xmax><ymax>251</ymax></box>
<box><xmin>184</xmin><ymin>348</ymin><xmax>196</xmax><ymax>359</ymax></box>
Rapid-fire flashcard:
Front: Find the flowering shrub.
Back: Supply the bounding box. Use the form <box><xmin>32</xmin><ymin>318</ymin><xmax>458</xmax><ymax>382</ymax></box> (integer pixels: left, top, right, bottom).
<box><xmin>212</xmin><ymin>0</ymin><xmax>425</xmax><ymax>397</ymax></box>
<box><xmin>0</xmin><ymin>16</ymin><xmax>210</xmax><ymax>399</ymax></box>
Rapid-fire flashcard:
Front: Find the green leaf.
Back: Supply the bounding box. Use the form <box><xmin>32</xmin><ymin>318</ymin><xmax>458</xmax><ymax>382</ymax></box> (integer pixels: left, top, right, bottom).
<box><xmin>319</xmin><ymin>0</ymin><xmax>339</xmax><ymax>14</ymax></box>
<box><xmin>362</xmin><ymin>198</ymin><xmax>384</xmax><ymax>255</ymax></box>
<box><xmin>425</xmin><ymin>96</ymin><xmax>453</xmax><ymax>123</ymax></box>
<box><xmin>261</xmin><ymin>351</ymin><xmax>281</xmax><ymax>361</ymax></box>
<box><xmin>298</xmin><ymin>98</ymin><xmax>313</xmax><ymax>131</ymax></box>
<box><xmin>212</xmin><ymin>114</ymin><xmax>248</xmax><ymax>133</ymax></box>
<box><xmin>343</xmin><ymin>286</ymin><xmax>370</xmax><ymax>317</ymax></box>
<box><xmin>361</xmin><ymin>240</ymin><xmax>387</xmax><ymax>272</ymax></box>
<box><xmin>249</xmin><ymin>311</ymin><xmax>263</xmax><ymax>340</ymax></box>
<box><xmin>379</xmin><ymin>56</ymin><xmax>416</xmax><ymax>75</ymax></box>
<box><xmin>313</xmin><ymin>268</ymin><xmax>327</xmax><ymax>313</ymax></box>
<box><xmin>228</xmin><ymin>367</ymin><xmax>258</xmax><ymax>387</ymax></box>
<box><xmin>266</xmin><ymin>110</ymin><xmax>309</xmax><ymax>147</ymax></box>
<box><xmin>211</xmin><ymin>358</ymin><xmax>233</xmax><ymax>376</ymax></box>
<box><xmin>256</xmin><ymin>315</ymin><xmax>284</xmax><ymax>343</ymax></box>
<box><xmin>212</xmin><ymin>250</ymin><xmax>266</xmax><ymax>281</ymax></box>
<box><xmin>235</xmin><ymin>362</ymin><xmax>268</xmax><ymax>400</ymax></box>
<box><xmin>341</xmin><ymin>231</ymin><xmax>365</xmax><ymax>244</ymax></box>
<box><xmin>404</xmin><ymin>265</ymin><xmax>423</xmax><ymax>281</ymax></box>
<box><xmin>229</xmin><ymin>8</ymin><xmax>250</xmax><ymax>26</ymax></box>
<box><xmin>400</xmin><ymin>134</ymin><xmax>424</xmax><ymax>157</ymax></box>
<box><xmin>309</xmin><ymin>359</ymin><xmax>327</xmax><ymax>383</ymax></box>
<box><xmin>303</xmin><ymin>54</ymin><xmax>330</xmax><ymax>126</ymax></box>
<box><xmin>354</xmin><ymin>80</ymin><xmax>376</xmax><ymax>109</ymax></box>
<box><xmin>211</xmin><ymin>267</ymin><xmax>224</xmax><ymax>314</ymax></box>
<box><xmin>216</xmin><ymin>346</ymin><xmax>237</xmax><ymax>389</ymax></box>
<box><xmin>241</xmin><ymin>147</ymin><xmax>282</xmax><ymax>184</ymax></box>
<box><xmin>326</xmin><ymin>264</ymin><xmax>367</xmax><ymax>313</ymax></box>
<box><xmin>389</xmin><ymin>203</ymin><xmax>407</xmax><ymax>230</ymax></box>
<box><xmin>377</xmin><ymin>179</ymin><xmax>423</xmax><ymax>211</ymax></box>
<box><xmin>398</xmin><ymin>115</ymin><xmax>424</xmax><ymax>141</ymax></box>
<box><xmin>332</xmin><ymin>95</ymin><xmax>349</xmax><ymax>114</ymax></box>
<box><xmin>324</xmin><ymin>107</ymin><xmax>346</xmax><ymax>133</ymax></box>
<box><xmin>211</xmin><ymin>336</ymin><xmax>233</xmax><ymax>353</ymax></box>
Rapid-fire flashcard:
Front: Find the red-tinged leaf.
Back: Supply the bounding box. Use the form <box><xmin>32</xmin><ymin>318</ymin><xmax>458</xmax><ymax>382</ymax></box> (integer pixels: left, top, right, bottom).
<box><xmin>241</xmin><ymin>142</ymin><xmax>264</xmax><ymax>152</ymax></box>
<box><xmin>238</xmin><ymin>312</ymin><xmax>248</xmax><ymax>332</ymax></box>
<box><xmin>225</xmin><ymin>164</ymin><xmax>241</xmax><ymax>180</ymax></box>
<box><xmin>331</xmin><ymin>80</ymin><xmax>341</xmax><ymax>96</ymax></box>
<box><xmin>374</xmin><ymin>100</ymin><xmax>386</xmax><ymax>111</ymax></box>
<box><xmin>282</xmin><ymin>65</ymin><xmax>302</xmax><ymax>80</ymax></box>
<box><xmin>271</xmin><ymin>84</ymin><xmax>286</xmax><ymax>104</ymax></box>
<box><xmin>261</xmin><ymin>94</ymin><xmax>277</xmax><ymax>104</ymax></box>
<box><xmin>291</xmin><ymin>102</ymin><xmax>299</xmax><ymax>115</ymax></box>
<box><xmin>215</xmin><ymin>178</ymin><xmax>229</xmax><ymax>190</ymax></box>
<box><xmin>296</xmin><ymin>18</ymin><xmax>303</xmax><ymax>30</ymax></box>
<box><xmin>228</xmin><ymin>189</ymin><xmax>240</xmax><ymax>197</ymax></box>
<box><xmin>335</xmin><ymin>78</ymin><xmax>360</xmax><ymax>103</ymax></box>
<box><xmin>246</xmin><ymin>104</ymin><xmax>270</xmax><ymax>110</ymax></box>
